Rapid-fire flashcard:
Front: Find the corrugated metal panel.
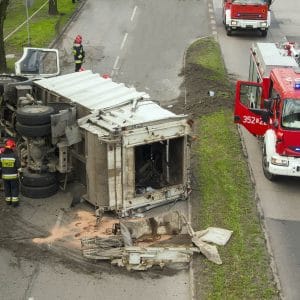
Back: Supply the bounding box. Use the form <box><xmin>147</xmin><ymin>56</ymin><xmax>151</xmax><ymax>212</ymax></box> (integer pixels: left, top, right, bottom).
<box><xmin>80</xmin><ymin>100</ymin><xmax>185</xmax><ymax>133</ymax></box>
<box><xmin>35</xmin><ymin>70</ymin><xmax>149</xmax><ymax>111</ymax></box>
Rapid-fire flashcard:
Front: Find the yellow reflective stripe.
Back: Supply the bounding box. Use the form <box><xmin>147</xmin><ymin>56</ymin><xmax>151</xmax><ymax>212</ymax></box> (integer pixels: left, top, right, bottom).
<box><xmin>0</xmin><ymin>157</ymin><xmax>15</xmax><ymax>161</ymax></box>
<box><xmin>11</xmin><ymin>197</ymin><xmax>19</xmax><ymax>203</ymax></box>
<box><xmin>1</xmin><ymin>157</ymin><xmax>15</xmax><ymax>167</ymax></box>
<box><xmin>2</xmin><ymin>174</ymin><xmax>18</xmax><ymax>179</ymax></box>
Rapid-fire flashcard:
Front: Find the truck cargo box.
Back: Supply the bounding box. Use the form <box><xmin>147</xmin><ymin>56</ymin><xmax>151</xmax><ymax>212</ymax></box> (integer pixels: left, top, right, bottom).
<box><xmin>35</xmin><ymin>71</ymin><xmax>192</xmax><ymax>215</ymax></box>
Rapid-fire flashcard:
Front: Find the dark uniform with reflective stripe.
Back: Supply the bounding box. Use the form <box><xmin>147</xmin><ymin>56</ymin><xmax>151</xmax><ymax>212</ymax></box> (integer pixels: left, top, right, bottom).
<box><xmin>72</xmin><ymin>43</ymin><xmax>85</xmax><ymax>72</ymax></box>
<box><xmin>0</xmin><ymin>148</ymin><xmax>21</xmax><ymax>206</ymax></box>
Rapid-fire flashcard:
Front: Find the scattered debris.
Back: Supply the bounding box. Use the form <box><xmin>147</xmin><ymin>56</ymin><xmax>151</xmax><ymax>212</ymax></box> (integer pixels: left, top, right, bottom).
<box><xmin>81</xmin><ymin>211</ymin><xmax>233</xmax><ymax>270</ymax></box>
<box><xmin>112</xmin><ymin>246</ymin><xmax>199</xmax><ymax>271</ymax></box>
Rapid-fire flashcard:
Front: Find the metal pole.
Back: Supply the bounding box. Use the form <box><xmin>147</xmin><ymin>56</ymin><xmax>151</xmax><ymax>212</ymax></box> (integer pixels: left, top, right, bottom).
<box><xmin>25</xmin><ymin>0</ymin><xmax>31</xmax><ymax>46</ymax></box>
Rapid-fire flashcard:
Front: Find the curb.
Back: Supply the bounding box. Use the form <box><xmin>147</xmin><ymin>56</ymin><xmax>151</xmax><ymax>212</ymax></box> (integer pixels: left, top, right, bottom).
<box><xmin>237</xmin><ymin>126</ymin><xmax>283</xmax><ymax>299</ymax></box>
<box><xmin>49</xmin><ymin>0</ymin><xmax>87</xmax><ymax>49</ymax></box>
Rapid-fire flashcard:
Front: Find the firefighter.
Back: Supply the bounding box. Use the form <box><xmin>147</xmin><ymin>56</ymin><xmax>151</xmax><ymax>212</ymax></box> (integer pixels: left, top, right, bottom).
<box><xmin>0</xmin><ymin>139</ymin><xmax>21</xmax><ymax>206</ymax></box>
<box><xmin>72</xmin><ymin>34</ymin><xmax>85</xmax><ymax>72</ymax></box>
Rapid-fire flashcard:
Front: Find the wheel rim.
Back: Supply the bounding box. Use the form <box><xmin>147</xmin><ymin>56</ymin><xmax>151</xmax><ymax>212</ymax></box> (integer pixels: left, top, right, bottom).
<box><xmin>21</xmin><ymin>106</ymin><xmax>50</xmax><ymax>114</ymax></box>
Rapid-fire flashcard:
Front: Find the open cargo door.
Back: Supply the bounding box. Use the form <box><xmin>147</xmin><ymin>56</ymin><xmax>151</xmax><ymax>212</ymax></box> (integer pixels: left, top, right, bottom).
<box><xmin>234</xmin><ymin>81</ymin><xmax>270</xmax><ymax>136</ymax></box>
<box><xmin>15</xmin><ymin>47</ymin><xmax>60</xmax><ymax>78</ymax></box>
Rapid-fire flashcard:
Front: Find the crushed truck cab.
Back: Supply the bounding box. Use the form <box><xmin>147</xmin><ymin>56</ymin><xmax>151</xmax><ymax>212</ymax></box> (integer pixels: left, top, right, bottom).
<box><xmin>0</xmin><ymin>48</ymin><xmax>192</xmax><ymax>215</ymax></box>
<box><xmin>234</xmin><ymin>41</ymin><xmax>300</xmax><ymax>180</ymax></box>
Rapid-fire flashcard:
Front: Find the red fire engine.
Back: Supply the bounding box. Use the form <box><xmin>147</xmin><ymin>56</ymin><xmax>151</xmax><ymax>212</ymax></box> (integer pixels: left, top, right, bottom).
<box><xmin>223</xmin><ymin>0</ymin><xmax>273</xmax><ymax>37</ymax></box>
<box><xmin>234</xmin><ymin>41</ymin><xmax>300</xmax><ymax>180</ymax></box>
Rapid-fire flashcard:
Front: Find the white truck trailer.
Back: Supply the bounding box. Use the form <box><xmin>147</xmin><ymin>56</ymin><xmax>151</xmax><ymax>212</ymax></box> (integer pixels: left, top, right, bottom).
<box><xmin>0</xmin><ymin>48</ymin><xmax>192</xmax><ymax>216</ymax></box>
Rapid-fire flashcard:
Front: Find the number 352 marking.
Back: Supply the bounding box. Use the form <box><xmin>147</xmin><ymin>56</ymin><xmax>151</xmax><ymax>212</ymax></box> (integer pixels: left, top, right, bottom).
<box><xmin>242</xmin><ymin>115</ymin><xmax>265</xmax><ymax>125</ymax></box>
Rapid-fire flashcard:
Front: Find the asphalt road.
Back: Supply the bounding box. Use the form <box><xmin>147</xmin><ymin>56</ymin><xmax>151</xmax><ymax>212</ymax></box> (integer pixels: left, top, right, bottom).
<box><xmin>0</xmin><ymin>1</ymin><xmax>211</xmax><ymax>300</ymax></box>
<box><xmin>212</xmin><ymin>0</ymin><xmax>300</xmax><ymax>299</ymax></box>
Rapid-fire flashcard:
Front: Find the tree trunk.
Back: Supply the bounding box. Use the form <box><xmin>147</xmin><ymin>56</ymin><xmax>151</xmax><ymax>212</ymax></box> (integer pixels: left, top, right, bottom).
<box><xmin>0</xmin><ymin>0</ymin><xmax>10</xmax><ymax>72</ymax></box>
<box><xmin>48</xmin><ymin>0</ymin><xmax>58</xmax><ymax>15</ymax></box>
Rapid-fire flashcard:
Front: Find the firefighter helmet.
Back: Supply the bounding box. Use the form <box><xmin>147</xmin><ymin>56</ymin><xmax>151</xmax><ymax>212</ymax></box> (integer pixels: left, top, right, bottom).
<box><xmin>74</xmin><ymin>35</ymin><xmax>82</xmax><ymax>44</ymax></box>
<box><xmin>5</xmin><ymin>139</ymin><xmax>16</xmax><ymax>150</ymax></box>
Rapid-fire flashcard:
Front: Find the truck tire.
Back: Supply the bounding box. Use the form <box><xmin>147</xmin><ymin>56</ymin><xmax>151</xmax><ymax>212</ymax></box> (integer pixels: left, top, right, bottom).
<box><xmin>16</xmin><ymin>122</ymin><xmax>51</xmax><ymax>137</ymax></box>
<box><xmin>21</xmin><ymin>168</ymin><xmax>57</xmax><ymax>187</ymax></box>
<box><xmin>262</xmin><ymin>145</ymin><xmax>277</xmax><ymax>181</ymax></box>
<box><xmin>16</xmin><ymin>105</ymin><xmax>54</xmax><ymax>125</ymax></box>
<box><xmin>20</xmin><ymin>182</ymin><xmax>59</xmax><ymax>199</ymax></box>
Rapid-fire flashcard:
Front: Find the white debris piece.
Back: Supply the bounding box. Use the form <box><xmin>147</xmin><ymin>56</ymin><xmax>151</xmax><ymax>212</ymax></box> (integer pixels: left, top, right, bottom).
<box><xmin>180</xmin><ymin>215</ymin><xmax>232</xmax><ymax>265</ymax></box>
<box><xmin>195</xmin><ymin>227</ymin><xmax>233</xmax><ymax>246</ymax></box>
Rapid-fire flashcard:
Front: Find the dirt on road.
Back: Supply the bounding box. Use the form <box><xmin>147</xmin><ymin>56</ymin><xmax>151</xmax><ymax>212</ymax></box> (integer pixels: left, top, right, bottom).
<box><xmin>0</xmin><ymin>38</ymin><xmax>234</xmax><ymax>277</ymax></box>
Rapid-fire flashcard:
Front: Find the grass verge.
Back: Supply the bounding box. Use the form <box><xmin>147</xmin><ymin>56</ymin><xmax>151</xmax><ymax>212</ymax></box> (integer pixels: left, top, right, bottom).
<box><xmin>189</xmin><ymin>38</ymin><xmax>279</xmax><ymax>299</ymax></box>
<box><xmin>4</xmin><ymin>0</ymin><xmax>78</xmax><ymax>71</ymax></box>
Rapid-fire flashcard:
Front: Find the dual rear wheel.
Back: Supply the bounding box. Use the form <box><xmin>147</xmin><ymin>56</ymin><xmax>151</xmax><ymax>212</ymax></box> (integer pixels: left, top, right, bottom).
<box><xmin>20</xmin><ymin>168</ymin><xmax>59</xmax><ymax>198</ymax></box>
<box><xmin>16</xmin><ymin>105</ymin><xmax>59</xmax><ymax>198</ymax></box>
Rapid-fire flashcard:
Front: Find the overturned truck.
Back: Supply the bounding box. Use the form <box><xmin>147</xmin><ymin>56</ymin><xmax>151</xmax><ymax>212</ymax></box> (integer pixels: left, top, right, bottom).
<box><xmin>0</xmin><ymin>49</ymin><xmax>192</xmax><ymax>216</ymax></box>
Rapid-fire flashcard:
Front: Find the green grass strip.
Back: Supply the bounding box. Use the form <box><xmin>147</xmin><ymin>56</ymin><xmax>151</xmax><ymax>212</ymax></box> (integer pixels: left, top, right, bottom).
<box><xmin>195</xmin><ymin>110</ymin><xmax>278</xmax><ymax>299</ymax></box>
<box><xmin>189</xmin><ymin>37</ymin><xmax>278</xmax><ymax>299</ymax></box>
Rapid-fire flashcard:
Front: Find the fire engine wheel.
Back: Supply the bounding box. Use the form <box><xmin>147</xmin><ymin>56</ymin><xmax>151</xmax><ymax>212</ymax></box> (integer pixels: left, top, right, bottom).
<box><xmin>21</xmin><ymin>168</ymin><xmax>57</xmax><ymax>187</ymax></box>
<box><xmin>262</xmin><ymin>145</ymin><xmax>277</xmax><ymax>181</ymax></box>
<box><xmin>226</xmin><ymin>27</ymin><xmax>232</xmax><ymax>36</ymax></box>
<box><xmin>261</xmin><ymin>30</ymin><xmax>268</xmax><ymax>37</ymax></box>
<box><xmin>20</xmin><ymin>182</ymin><xmax>59</xmax><ymax>199</ymax></box>
<box><xmin>16</xmin><ymin>122</ymin><xmax>51</xmax><ymax>137</ymax></box>
<box><xmin>16</xmin><ymin>105</ymin><xmax>54</xmax><ymax>125</ymax></box>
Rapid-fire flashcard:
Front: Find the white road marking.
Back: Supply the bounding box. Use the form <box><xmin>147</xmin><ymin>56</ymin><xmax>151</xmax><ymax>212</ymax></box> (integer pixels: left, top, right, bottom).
<box><xmin>120</xmin><ymin>32</ymin><xmax>128</xmax><ymax>50</ymax></box>
<box><xmin>54</xmin><ymin>210</ymin><xmax>64</xmax><ymax>229</ymax></box>
<box><xmin>48</xmin><ymin>209</ymin><xmax>64</xmax><ymax>249</ymax></box>
<box><xmin>113</xmin><ymin>56</ymin><xmax>120</xmax><ymax>70</ymax></box>
<box><xmin>131</xmin><ymin>6</ymin><xmax>138</xmax><ymax>22</ymax></box>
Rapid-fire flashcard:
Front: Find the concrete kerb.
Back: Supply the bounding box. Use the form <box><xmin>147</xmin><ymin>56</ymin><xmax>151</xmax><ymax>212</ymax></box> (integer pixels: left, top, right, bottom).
<box><xmin>237</xmin><ymin>125</ymin><xmax>283</xmax><ymax>299</ymax></box>
<box><xmin>48</xmin><ymin>0</ymin><xmax>87</xmax><ymax>49</ymax></box>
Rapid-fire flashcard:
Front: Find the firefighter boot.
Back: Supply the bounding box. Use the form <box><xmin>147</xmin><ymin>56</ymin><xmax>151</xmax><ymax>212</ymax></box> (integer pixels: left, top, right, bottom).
<box><xmin>11</xmin><ymin>197</ymin><xmax>19</xmax><ymax>207</ymax></box>
<box><xmin>5</xmin><ymin>197</ymin><xmax>11</xmax><ymax>205</ymax></box>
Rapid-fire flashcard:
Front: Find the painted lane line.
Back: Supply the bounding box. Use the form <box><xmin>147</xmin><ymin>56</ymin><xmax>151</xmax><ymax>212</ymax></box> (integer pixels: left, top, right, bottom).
<box><xmin>113</xmin><ymin>56</ymin><xmax>120</xmax><ymax>70</ymax></box>
<box><xmin>131</xmin><ymin>6</ymin><xmax>138</xmax><ymax>22</ymax></box>
<box><xmin>54</xmin><ymin>210</ymin><xmax>64</xmax><ymax>229</ymax></box>
<box><xmin>48</xmin><ymin>209</ymin><xmax>64</xmax><ymax>249</ymax></box>
<box><xmin>120</xmin><ymin>33</ymin><xmax>128</xmax><ymax>50</ymax></box>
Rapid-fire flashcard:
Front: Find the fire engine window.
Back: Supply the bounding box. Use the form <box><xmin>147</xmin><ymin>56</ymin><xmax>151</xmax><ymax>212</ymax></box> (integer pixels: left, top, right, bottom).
<box><xmin>134</xmin><ymin>138</ymin><xmax>184</xmax><ymax>194</ymax></box>
<box><xmin>282</xmin><ymin>99</ymin><xmax>300</xmax><ymax>129</ymax></box>
<box><xmin>240</xmin><ymin>83</ymin><xmax>262</xmax><ymax>109</ymax></box>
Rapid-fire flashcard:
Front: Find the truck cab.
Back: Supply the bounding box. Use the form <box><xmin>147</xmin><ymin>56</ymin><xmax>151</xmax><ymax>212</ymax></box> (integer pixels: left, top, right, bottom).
<box><xmin>223</xmin><ymin>0</ymin><xmax>272</xmax><ymax>37</ymax></box>
<box><xmin>234</xmin><ymin>68</ymin><xmax>300</xmax><ymax>180</ymax></box>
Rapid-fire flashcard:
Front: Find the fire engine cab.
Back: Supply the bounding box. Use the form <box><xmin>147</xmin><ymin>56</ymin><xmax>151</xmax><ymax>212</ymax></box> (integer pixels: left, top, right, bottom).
<box><xmin>234</xmin><ymin>41</ymin><xmax>300</xmax><ymax>180</ymax></box>
<box><xmin>223</xmin><ymin>0</ymin><xmax>272</xmax><ymax>37</ymax></box>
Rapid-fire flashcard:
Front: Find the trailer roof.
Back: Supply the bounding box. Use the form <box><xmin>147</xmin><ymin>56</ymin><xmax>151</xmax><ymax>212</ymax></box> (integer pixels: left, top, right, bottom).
<box><xmin>36</xmin><ymin>70</ymin><xmax>184</xmax><ymax>130</ymax></box>
<box><xmin>36</xmin><ymin>70</ymin><xmax>150</xmax><ymax>111</ymax></box>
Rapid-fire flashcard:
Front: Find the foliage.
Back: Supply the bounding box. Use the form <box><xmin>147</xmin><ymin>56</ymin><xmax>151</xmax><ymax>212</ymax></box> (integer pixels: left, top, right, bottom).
<box><xmin>3</xmin><ymin>0</ymin><xmax>77</xmax><ymax>70</ymax></box>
